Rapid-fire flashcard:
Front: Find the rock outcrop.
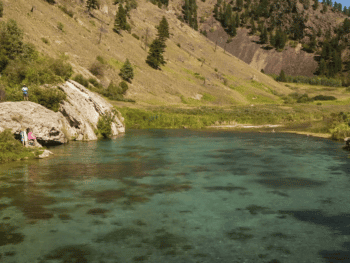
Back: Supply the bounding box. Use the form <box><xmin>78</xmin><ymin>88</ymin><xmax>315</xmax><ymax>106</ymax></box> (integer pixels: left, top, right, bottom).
<box><xmin>0</xmin><ymin>80</ymin><xmax>125</xmax><ymax>146</ymax></box>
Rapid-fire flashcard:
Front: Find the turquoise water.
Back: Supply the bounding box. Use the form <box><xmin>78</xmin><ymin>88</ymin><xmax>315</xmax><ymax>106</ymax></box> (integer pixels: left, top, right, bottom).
<box><xmin>0</xmin><ymin>129</ymin><xmax>350</xmax><ymax>263</ymax></box>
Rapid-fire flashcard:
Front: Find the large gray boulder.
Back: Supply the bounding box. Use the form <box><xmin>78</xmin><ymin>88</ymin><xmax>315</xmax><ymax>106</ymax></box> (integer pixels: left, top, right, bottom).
<box><xmin>0</xmin><ymin>80</ymin><xmax>125</xmax><ymax>145</ymax></box>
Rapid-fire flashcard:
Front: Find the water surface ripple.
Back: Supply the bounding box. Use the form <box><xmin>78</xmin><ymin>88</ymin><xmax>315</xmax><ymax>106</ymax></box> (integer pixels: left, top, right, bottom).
<box><xmin>0</xmin><ymin>129</ymin><xmax>349</xmax><ymax>263</ymax></box>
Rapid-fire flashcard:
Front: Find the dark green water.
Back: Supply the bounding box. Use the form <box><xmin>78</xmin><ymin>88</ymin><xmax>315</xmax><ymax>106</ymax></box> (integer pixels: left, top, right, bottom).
<box><xmin>0</xmin><ymin>129</ymin><xmax>350</xmax><ymax>263</ymax></box>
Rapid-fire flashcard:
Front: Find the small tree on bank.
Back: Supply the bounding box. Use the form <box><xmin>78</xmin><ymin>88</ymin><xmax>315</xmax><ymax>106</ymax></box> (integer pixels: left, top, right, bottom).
<box><xmin>114</xmin><ymin>3</ymin><xmax>130</xmax><ymax>33</ymax></box>
<box><xmin>278</xmin><ymin>69</ymin><xmax>287</xmax><ymax>82</ymax></box>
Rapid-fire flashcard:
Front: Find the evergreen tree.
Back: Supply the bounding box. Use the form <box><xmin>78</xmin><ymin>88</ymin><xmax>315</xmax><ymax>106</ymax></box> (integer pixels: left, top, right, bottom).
<box><xmin>313</xmin><ymin>0</ymin><xmax>319</xmax><ymax>10</ymax></box>
<box><xmin>214</xmin><ymin>5</ymin><xmax>219</xmax><ymax>19</ymax></box>
<box><xmin>0</xmin><ymin>1</ymin><xmax>3</xmax><ymax>18</ymax></box>
<box><xmin>260</xmin><ymin>26</ymin><xmax>268</xmax><ymax>44</ymax></box>
<box><xmin>146</xmin><ymin>38</ymin><xmax>166</xmax><ymax>69</ymax></box>
<box><xmin>224</xmin><ymin>4</ymin><xmax>232</xmax><ymax>27</ymax></box>
<box><xmin>119</xmin><ymin>59</ymin><xmax>134</xmax><ymax>82</ymax></box>
<box><xmin>318</xmin><ymin>58</ymin><xmax>327</xmax><ymax>76</ymax></box>
<box><xmin>86</xmin><ymin>0</ymin><xmax>99</xmax><ymax>11</ymax></box>
<box><xmin>321</xmin><ymin>40</ymin><xmax>332</xmax><ymax>60</ymax></box>
<box><xmin>279</xmin><ymin>70</ymin><xmax>287</xmax><ymax>82</ymax></box>
<box><xmin>114</xmin><ymin>4</ymin><xmax>129</xmax><ymax>33</ymax></box>
<box><xmin>343</xmin><ymin>18</ymin><xmax>350</xmax><ymax>34</ymax></box>
<box><xmin>317</xmin><ymin>28</ymin><xmax>322</xmax><ymax>37</ymax></box>
<box><xmin>322</xmin><ymin>3</ymin><xmax>327</xmax><ymax>13</ymax></box>
<box><xmin>309</xmin><ymin>33</ymin><xmax>317</xmax><ymax>51</ymax></box>
<box><xmin>157</xmin><ymin>16</ymin><xmax>170</xmax><ymax>42</ymax></box>
<box><xmin>235</xmin><ymin>13</ymin><xmax>240</xmax><ymax>27</ymax></box>
<box><xmin>333</xmin><ymin>50</ymin><xmax>342</xmax><ymax>73</ymax></box>
<box><xmin>269</xmin><ymin>31</ymin><xmax>275</xmax><ymax>46</ymax></box>
<box><xmin>291</xmin><ymin>14</ymin><xmax>306</xmax><ymax>40</ymax></box>
<box><xmin>244</xmin><ymin>0</ymin><xmax>251</xmax><ymax>9</ymax></box>
<box><xmin>227</xmin><ymin>17</ymin><xmax>237</xmax><ymax>36</ymax></box>
<box><xmin>236</xmin><ymin>0</ymin><xmax>243</xmax><ymax>11</ymax></box>
<box><xmin>250</xmin><ymin>17</ymin><xmax>256</xmax><ymax>34</ymax></box>
<box><xmin>182</xmin><ymin>0</ymin><xmax>198</xmax><ymax>30</ymax></box>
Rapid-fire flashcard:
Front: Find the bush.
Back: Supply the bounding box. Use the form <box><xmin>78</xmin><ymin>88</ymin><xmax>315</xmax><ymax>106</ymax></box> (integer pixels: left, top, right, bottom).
<box><xmin>97</xmin><ymin>112</ymin><xmax>113</xmax><ymax>138</ymax></box>
<box><xmin>313</xmin><ymin>95</ymin><xmax>337</xmax><ymax>101</ymax></box>
<box><xmin>119</xmin><ymin>59</ymin><xmax>134</xmax><ymax>82</ymax></box>
<box><xmin>0</xmin><ymin>1</ymin><xmax>3</xmax><ymax>18</ymax></box>
<box><xmin>177</xmin><ymin>43</ymin><xmax>181</xmax><ymax>47</ymax></box>
<box><xmin>88</xmin><ymin>78</ymin><xmax>103</xmax><ymax>89</ymax></box>
<box><xmin>73</xmin><ymin>74</ymin><xmax>89</xmax><ymax>88</ymax></box>
<box><xmin>89</xmin><ymin>61</ymin><xmax>104</xmax><ymax>77</ymax></box>
<box><xmin>41</xmin><ymin>38</ymin><xmax>50</xmax><ymax>45</ymax></box>
<box><xmin>330</xmin><ymin>123</ymin><xmax>350</xmax><ymax>140</ymax></box>
<box><xmin>30</xmin><ymin>86</ymin><xmax>67</xmax><ymax>112</ymax></box>
<box><xmin>45</xmin><ymin>0</ymin><xmax>56</xmax><ymax>4</ymax></box>
<box><xmin>0</xmin><ymin>129</ymin><xmax>43</xmax><ymax>163</ymax></box>
<box><xmin>57</xmin><ymin>22</ymin><xmax>64</xmax><ymax>31</ymax></box>
<box><xmin>58</xmin><ymin>5</ymin><xmax>74</xmax><ymax>18</ymax></box>
<box><xmin>119</xmin><ymin>81</ymin><xmax>128</xmax><ymax>94</ymax></box>
<box><xmin>0</xmin><ymin>84</ymin><xmax>5</xmax><ymax>102</ymax></box>
<box><xmin>132</xmin><ymin>33</ymin><xmax>139</xmax><ymax>40</ymax></box>
<box><xmin>96</xmin><ymin>55</ymin><xmax>106</xmax><ymax>64</ymax></box>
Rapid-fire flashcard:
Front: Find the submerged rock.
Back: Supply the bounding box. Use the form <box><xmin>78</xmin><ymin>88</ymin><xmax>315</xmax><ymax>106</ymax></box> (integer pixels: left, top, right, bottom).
<box><xmin>37</xmin><ymin>149</ymin><xmax>54</xmax><ymax>159</ymax></box>
<box><xmin>0</xmin><ymin>80</ymin><xmax>125</xmax><ymax>146</ymax></box>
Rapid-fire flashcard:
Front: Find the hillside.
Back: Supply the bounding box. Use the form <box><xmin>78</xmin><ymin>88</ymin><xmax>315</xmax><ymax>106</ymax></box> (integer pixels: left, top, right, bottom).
<box><xmin>193</xmin><ymin>0</ymin><xmax>350</xmax><ymax>78</ymax></box>
<box><xmin>0</xmin><ymin>0</ymin><xmax>292</xmax><ymax>106</ymax></box>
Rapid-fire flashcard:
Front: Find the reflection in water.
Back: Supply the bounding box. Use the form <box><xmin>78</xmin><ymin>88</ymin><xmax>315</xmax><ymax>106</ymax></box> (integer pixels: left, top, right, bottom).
<box><xmin>0</xmin><ymin>130</ymin><xmax>349</xmax><ymax>263</ymax></box>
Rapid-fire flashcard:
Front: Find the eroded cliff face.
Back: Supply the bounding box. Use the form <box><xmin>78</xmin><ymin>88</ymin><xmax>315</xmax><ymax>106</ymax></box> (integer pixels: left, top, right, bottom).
<box><xmin>206</xmin><ymin>27</ymin><xmax>319</xmax><ymax>77</ymax></box>
<box><xmin>0</xmin><ymin>80</ymin><xmax>125</xmax><ymax>145</ymax></box>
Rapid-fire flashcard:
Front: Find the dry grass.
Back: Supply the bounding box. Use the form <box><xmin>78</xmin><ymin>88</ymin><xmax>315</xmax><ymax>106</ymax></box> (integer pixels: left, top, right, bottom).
<box><xmin>1</xmin><ymin>0</ymin><xmax>292</xmax><ymax>107</ymax></box>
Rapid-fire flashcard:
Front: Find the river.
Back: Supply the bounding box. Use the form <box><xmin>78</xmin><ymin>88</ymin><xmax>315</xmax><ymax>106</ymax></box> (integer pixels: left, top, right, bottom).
<box><xmin>0</xmin><ymin>129</ymin><xmax>349</xmax><ymax>263</ymax></box>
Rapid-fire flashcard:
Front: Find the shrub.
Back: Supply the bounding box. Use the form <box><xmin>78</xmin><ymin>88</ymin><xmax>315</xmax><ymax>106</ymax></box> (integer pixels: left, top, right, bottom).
<box><xmin>57</xmin><ymin>22</ymin><xmax>64</xmax><ymax>31</ymax></box>
<box><xmin>177</xmin><ymin>43</ymin><xmax>181</xmax><ymax>47</ymax></box>
<box><xmin>0</xmin><ymin>84</ymin><xmax>5</xmax><ymax>102</ymax></box>
<box><xmin>88</xmin><ymin>78</ymin><xmax>103</xmax><ymax>89</ymax></box>
<box><xmin>97</xmin><ymin>112</ymin><xmax>113</xmax><ymax>138</ymax></box>
<box><xmin>313</xmin><ymin>95</ymin><xmax>336</xmax><ymax>101</ymax></box>
<box><xmin>0</xmin><ymin>129</ymin><xmax>43</xmax><ymax>163</ymax></box>
<box><xmin>0</xmin><ymin>1</ymin><xmax>3</xmax><ymax>18</ymax></box>
<box><xmin>119</xmin><ymin>59</ymin><xmax>134</xmax><ymax>82</ymax></box>
<box><xmin>30</xmin><ymin>86</ymin><xmax>67</xmax><ymax>112</ymax></box>
<box><xmin>41</xmin><ymin>38</ymin><xmax>50</xmax><ymax>45</ymax></box>
<box><xmin>73</xmin><ymin>74</ymin><xmax>89</xmax><ymax>88</ymax></box>
<box><xmin>58</xmin><ymin>5</ymin><xmax>74</xmax><ymax>18</ymax></box>
<box><xmin>45</xmin><ymin>0</ymin><xmax>56</xmax><ymax>4</ymax></box>
<box><xmin>132</xmin><ymin>33</ymin><xmax>139</xmax><ymax>40</ymax></box>
<box><xmin>89</xmin><ymin>61</ymin><xmax>104</xmax><ymax>77</ymax></box>
<box><xmin>330</xmin><ymin>123</ymin><xmax>350</xmax><ymax>140</ymax></box>
<box><xmin>96</xmin><ymin>55</ymin><xmax>106</xmax><ymax>64</ymax></box>
<box><xmin>119</xmin><ymin>81</ymin><xmax>128</xmax><ymax>94</ymax></box>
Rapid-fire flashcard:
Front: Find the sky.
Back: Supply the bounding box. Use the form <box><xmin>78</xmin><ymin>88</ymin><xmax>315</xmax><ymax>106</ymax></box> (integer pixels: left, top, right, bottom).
<box><xmin>322</xmin><ymin>0</ymin><xmax>350</xmax><ymax>9</ymax></box>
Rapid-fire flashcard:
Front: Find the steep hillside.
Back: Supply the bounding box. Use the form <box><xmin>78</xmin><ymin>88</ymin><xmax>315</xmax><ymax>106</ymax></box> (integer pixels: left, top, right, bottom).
<box><xmin>0</xmin><ymin>0</ymin><xmax>291</xmax><ymax>106</ymax></box>
<box><xmin>192</xmin><ymin>0</ymin><xmax>350</xmax><ymax>78</ymax></box>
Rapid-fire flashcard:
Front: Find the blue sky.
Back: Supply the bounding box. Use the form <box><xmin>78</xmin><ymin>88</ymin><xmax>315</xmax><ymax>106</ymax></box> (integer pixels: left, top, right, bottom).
<box><xmin>321</xmin><ymin>0</ymin><xmax>350</xmax><ymax>9</ymax></box>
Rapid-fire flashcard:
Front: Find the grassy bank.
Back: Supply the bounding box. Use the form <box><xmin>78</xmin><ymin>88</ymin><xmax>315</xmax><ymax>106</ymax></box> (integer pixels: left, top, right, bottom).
<box><xmin>115</xmin><ymin>104</ymin><xmax>350</xmax><ymax>141</ymax></box>
<box><xmin>0</xmin><ymin>129</ymin><xmax>44</xmax><ymax>164</ymax></box>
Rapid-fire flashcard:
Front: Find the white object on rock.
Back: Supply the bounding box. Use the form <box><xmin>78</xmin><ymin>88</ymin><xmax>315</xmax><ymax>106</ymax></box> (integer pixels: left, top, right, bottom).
<box><xmin>38</xmin><ymin>149</ymin><xmax>53</xmax><ymax>159</ymax></box>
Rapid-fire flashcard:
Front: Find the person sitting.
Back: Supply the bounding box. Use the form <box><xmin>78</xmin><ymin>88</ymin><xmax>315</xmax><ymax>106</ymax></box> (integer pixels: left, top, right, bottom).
<box><xmin>27</xmin><ymin>128</ymin><xmax>38</xmax><ymax>146</ymax></box>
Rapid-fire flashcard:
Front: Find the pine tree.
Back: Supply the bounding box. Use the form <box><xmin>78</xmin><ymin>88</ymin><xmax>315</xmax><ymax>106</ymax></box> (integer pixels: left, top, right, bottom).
<box><xmin>227</xmin><ymin>17</ymin><xmax>237</xmax><ymax>36</ymax></box>
<box><xmin>86</xmin><ymin>0</ymin><xmax>99</xmax><ymax>11</ymax></box>
<box><xmin>313</xmin><ymin>0</ymin><xmax>319</xmax><ymax>10</ymax></box>
<box><xmin>114</xmin><ymin>4</ymin><xmax>130</xmax><ymax>33</ymax></box>
<box><xmin>279</xmin><ymin>70</ymin><xmax>287</xmax><ymax>82</ymax></box>
<box><xmin>250</xmin><ymin>17</ymin><xmax>256</xmax><ymax>34</ymax></box>
<box><xmin>236</xmin><ymin>0</ymin><xmax>243</xmax><ymax>11</ymax></box>
<box><xmin>260</xmin><ymin>26</ymin><xmax>268</xmax><ymax>44</ymax></box>
<box><xmin>318</xmin><ymin>58</ymin><xmax>327</xmax><ymax>76</ymax></box>
<box><xmin>0</xmin><ymin>1</ymin><xmax>3</xmax><ymax>18</ymax></box>
<box><xmin>157</xmin><ymin>16</ymin><xmax>170</xmax><ymax>42</ymax></box>
<box><xmin>146</xmin><ymin>38</ymin><xmax>166</xmax><ymax>69</ymax></box>
<box><xmin>224</xmin><ymin>5</ymin><xmax>232</xmax><ymax>27</ymax></box>
<box><xmin>119</xmin><ymin>59</ymin><xmax>134</xmax><ymax>82</ymax></box>
<box><xmin>235</xmin><ymin>13</ymin><xmax>240</xmax><ymax>27</ymax></box>
<box><xmin>333</xmin><ymin>50</ymin><xmax>342</xmax><ymax>73</ymax></box>
<box><xmin>214</xmin><ymin>5</ymin><xmax>219</xmax><ymax>19</ymax></box>
<box><xmin>269</xmin><ymin>31</ymin><xmax>275</xmax><ymax>47</ymax></box>
<box><xmin>343</xmin><ymin>18</ymin><xmax>350</xmax><ymax>34</ymax></box>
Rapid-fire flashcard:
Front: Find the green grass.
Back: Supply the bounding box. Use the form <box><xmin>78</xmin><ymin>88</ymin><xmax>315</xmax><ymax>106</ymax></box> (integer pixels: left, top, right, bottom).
<box><xmin>108</xmin><ymin>58</ymin><xmax>123</xmax><ymax>70</ymax></box>
<box><xmin>201</xmin><ymin>93</ymin><xmax>216</xmax><ymax>102</ymax></box>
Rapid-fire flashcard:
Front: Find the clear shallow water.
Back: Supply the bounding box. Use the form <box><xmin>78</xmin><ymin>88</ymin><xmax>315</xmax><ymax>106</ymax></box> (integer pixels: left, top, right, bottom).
<box><xmin>0</xmin><ymin>129</ymin><xmax>350</xmax><ymax>263</ymax></box>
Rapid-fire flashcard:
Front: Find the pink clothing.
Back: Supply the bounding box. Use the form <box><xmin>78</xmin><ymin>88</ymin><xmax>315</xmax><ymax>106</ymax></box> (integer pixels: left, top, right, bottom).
<box><xmin>28</xmin><ymin>132</ymin><xmax>36</xmax><ymax>140</ymax></box>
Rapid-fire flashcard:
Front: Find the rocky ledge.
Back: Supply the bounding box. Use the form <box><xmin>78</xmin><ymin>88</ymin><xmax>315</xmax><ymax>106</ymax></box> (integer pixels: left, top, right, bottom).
<box><xmin>0</xmin><ymin>80</ymin><xmax>125</xmax><ymax>146</ymax></box>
